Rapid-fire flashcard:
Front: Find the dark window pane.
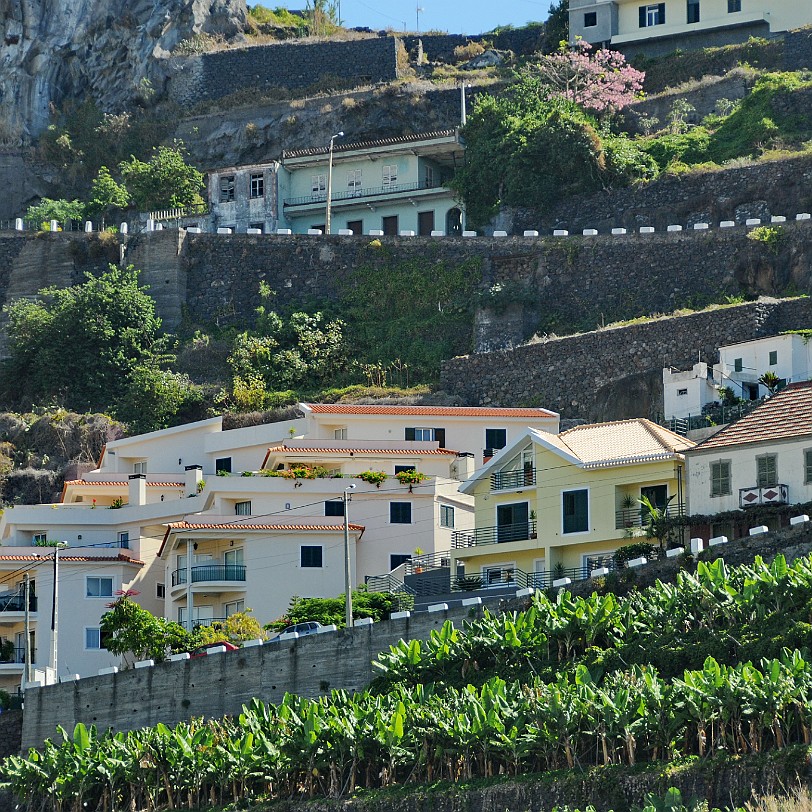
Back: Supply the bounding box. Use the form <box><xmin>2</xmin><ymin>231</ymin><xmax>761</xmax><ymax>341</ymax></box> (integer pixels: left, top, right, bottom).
<box><xmin>301</xmin><ymin>546</ymin><xmax>323</xmax><ymax>568</ymax></box>
<box><xmin>390</xmin><ymin>502</ymin><xmax>412</xmax><ymax>524</ymax></box>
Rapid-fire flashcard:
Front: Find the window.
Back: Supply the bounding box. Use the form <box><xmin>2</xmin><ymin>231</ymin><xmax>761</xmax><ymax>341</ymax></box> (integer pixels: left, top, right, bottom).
<box><xmin>405</xmin><ymin>427</ymin><xmax>445</xmax><ymax>443</ymax></box>
<box><xmin>677</xmin><ymin>388</ymin><xmax>688</xmax><ymax>396</ymax></box>
<box><xmin>300</xmin><ymin>545</ymin><xmax>323</xmax><ymax>568</ymax></box>
<box><xmin>219</xmin><ymin>175</ymin><xmax>235</xmax><ymax>203</ymax></box>
<box><xmin>424</xmin><ymin>166</ymin><xmax>435</xmax><ymax>188</ymax></box>
<box><xmin>756</xmin><ymin>455</ymin><xmax>777</xmax><ymax>488</ymax></box>
<box><xmin>224</xmin><ymin>599</ymin><xmax>245</xmax><ymax>617</ymax></box>
<box><xmin>235</xmin><ymin>500</ymin><xmax>252</xmax><ymax>516</ymax></box>
<box><xmin>562</xmin><ymin>489</ymin><xmax>589</xmax><ymax>534</ymax></box>
<box><xmin>485</xmin><ymin>428</ymin><xmax>508</xmax><ymax>454</ymax></box>
<box><xmin>584</xmin><ymin>11</ymin><xmax>597</xmax><ymax>26</ymax></box>
<box><xmin>117</xmin><ymin>531</ymin><xmax>129</xmax><ymax>548</ymax></box>
<box><xmin>390</xmin><ymin>553</ymin><xmax>412</xmax><ymax>569</ymax></box>
<box><xmin>440</xmin><ymin>504</ymin><xmax>455</xmax><ymax>528</ymax></box>
<box><xmin>85</xmin><ymin>628</ymin><xmax>104</xmax><ymax>650</ymax></box>
<box><xmin>216</xmin><ymin>457</ymin><xmax>232</xmax><ymax>474</ymax></box>
<box><xmin>156</xmin><ymin>582</ymin><xmax>166</xmax><ymax>599</ymax></box>
<box><xmin>390</xmin><ymin>502</ymin><xmax>412</xmax><ymax>524</ymax></box>
<box><xmin>710</xmin><ymin>460</ymin><xmax>732</xmax><ymax>496</ymax></box>
<box><xmin>728</xmin><ymin>0</ymin><xmax>741</xmax><ymax>11</ymax></box>
<box><xmin>249</xmin><ymin>222</ymin><xmax>264</xmax><ymax>233</ymax></box>
<box><xmin>250</xmin><ymin>173</ymin><xmax>264</xmax><ymax>199</ymax></box>
<box><xmin>639</xmin><ymin>3</ymin><xmax>665</xmax><ymax>26</ymax></box>
<box><xmin>734</xmin><ymin>358</ymin><xmax>743</xmax><ymax>372</ymax></box>
<box><xmin>687</xmin><ymin>0</ymin><xmax>700</xmax><ymax>24</ymax></box>
<box><xmin>32</xmin><ymin>533</ymin><xmax>47</xmax><ymax>546</ymax></box>
<box><xmin>769</xmin><ymin>350</ymin><xmax>778</xmax><ymax>366</ymax></box>
<box><xmin>395</xmin><ymin>465</ymin><xmax>416</xmax><ymax>475</ymax></box>
<box><xmin>805</xmin><ymin>449</ymin><xmax>812</xmax><ymax>484</ymax></box>
<box><xmin>382</xmin><ymin>164</ymin><xmax>398</xmax><ymax>188</ymax></box>
<box><xmin>133</xmin><ymin>461</ymin><xmax>147</xmax><ymax>475</ymax></box>
<box><xmin>334</xmin><ymin>427</ymin><xmax>347</xmax><ymax>439</ymax></box>
<box><xmin>325</xmin><ymin>499</ymin><xmax>345</xmax><ymax>517</ymax></box>
<box><xmin>347</xmin><ymin>169</ymin><xmax>362</xmax><ymax>192</ymax></box>
<box><xmin>311</xmin><ymin>174</ymin><xmax>326</xmax><ymax>195</ymax></box>
<box><xmin>86</xmin><ymin>577</ymin><xmax>114</xmax><ymax>598</ymax></box>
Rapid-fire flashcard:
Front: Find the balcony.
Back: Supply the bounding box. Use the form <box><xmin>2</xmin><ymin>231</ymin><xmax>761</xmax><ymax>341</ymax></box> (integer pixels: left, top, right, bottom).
<box><xmin>0</xmin><ymin>593</ymin><xmax>37</xmax><ymax>613</ymax></box>
<box><xmin>452</xmin><ymin>520</ymin><xmax>536</xmax><ymax>549</ymax></box>
<box><xmin>0</xmin><ymin>647</ymin><xmax>34</xmax><ymax>666</ymax></box>
<box><xmin>615</xmin><ymin>502</ymin><xmax>685</xmax><ymax>530</ymax></box>
<box><xmin>283</xmin><ymin>180</ymin><xmax>446</xmax><ymax>211</ymax></box>
<box><xmin>171</xmin><ymin>564</ymin><xmax>247</xmax><ymax>588</ymax></box>
<box><xmin>490</xmin><ymin>468</ymin><xmax>536</xmax><ymax>491</ymax></box>
<box><xmin>739</xmin><ymin>485</ymin><xmax>788</xmax><ymax>509</ymax></box>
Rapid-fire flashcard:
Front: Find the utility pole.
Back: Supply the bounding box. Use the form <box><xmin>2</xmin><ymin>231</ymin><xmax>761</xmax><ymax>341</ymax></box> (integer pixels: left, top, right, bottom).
<box><xmin>50</xmin><ymin>546</ymin><xmax>59</xmax><ymax>676</ymax></box>
<box><xmin>416</xmin><ymin>5</ymin><xmax>424</xmax><ymax>33</ymax></box>
<box><xmin>343</xmin><ymin>484</ymin><xmax>356</xmax><ymax>629</ymax></box>
<box><xmin>325</xmin><ymin>131</ymin><xmax>344</xmax><ymax>235</ymax></box>
<box><xmin>23</xmin><ymin>573</ymin><xmax>32</xmax><ymax>685</ymax></box>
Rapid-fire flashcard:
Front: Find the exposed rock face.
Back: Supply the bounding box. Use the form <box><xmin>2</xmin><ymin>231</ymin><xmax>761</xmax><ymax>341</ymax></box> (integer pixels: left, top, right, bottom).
<box><xmin>0</xmin><ymin>0</ymin><xmax>247</xmax><ymax>144</ymax></box>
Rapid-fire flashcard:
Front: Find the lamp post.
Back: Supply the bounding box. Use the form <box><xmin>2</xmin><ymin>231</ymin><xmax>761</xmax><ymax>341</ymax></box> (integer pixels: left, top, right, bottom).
<box><xmin>325</xmin><ymin>131</ymin><xmax>344</xmax><ymax>235</ymax></box>
<box><xmin>343</xmin><ymin>484</ymin><xmax>356</xmax><ymax>629</ymax></box>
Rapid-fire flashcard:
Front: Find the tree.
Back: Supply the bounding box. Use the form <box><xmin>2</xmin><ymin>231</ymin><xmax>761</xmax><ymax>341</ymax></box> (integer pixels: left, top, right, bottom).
<box><xmin>197</xmin><ymin>611</ymin><xmax>267</xmax><ymax>646</ymax></box>
<box><xmin>24</xmin><ymin>198</ymin><xmax>85</xmax><ymax>228</ymax></box>
<box><xmin>100</xmin><ymin>591</ymin><xmax>196</xmax><ymax>665</ymax></box>
<box><xmin>119</xmin><ymin>143</ymin><xmax>204</xmax><ymax>212</ymax></box>
<box><xmin>544</xmin><ymin>0</ymin><xmax>569</xmax><ymax>53</ymax></box>
<box><xmin>306</xmin><ymin>0</ymin><xmax>338</xmax><ymax>34</ymax></box>
<box><xmin>4</xmin><ymin>265</ymin><xmax>165</xmax><ymax>413</ymax></box>
<box><xmin>533</xmin><ymin>39</ymin><xmax>645</xmax><ymax>115</ymax></box>
<box><xmin>87</xmin><ymin>166</ymin><xmax>130</xmax><ymax>225</ymax></box>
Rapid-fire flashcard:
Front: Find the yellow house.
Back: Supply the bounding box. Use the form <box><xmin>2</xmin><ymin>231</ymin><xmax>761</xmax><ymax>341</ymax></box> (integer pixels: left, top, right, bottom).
<box><xmin>453</xmin><ymin>420</ymin><xmax>694</xmax><ymax>588</ymax></box>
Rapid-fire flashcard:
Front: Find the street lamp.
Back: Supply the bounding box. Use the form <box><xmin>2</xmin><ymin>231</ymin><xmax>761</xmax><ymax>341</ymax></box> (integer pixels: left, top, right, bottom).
<box><xmin>343</xmin><ymin>484</ymin><xmax>356</xmax><ymax>628</ymax></box>
<box><xmin>325</xmin><ymin>131</ymin><xmax>345</xmax><ymax>235</ymax></box>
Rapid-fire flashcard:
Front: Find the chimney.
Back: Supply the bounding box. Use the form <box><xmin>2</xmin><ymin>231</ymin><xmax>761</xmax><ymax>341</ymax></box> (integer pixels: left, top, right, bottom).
<box><xmin>185</xmin><ymin>465</ymin><xmax>203</xmax><ymax>497</ymax></box>
<box><xmin>128</xmin><ymin>474</ymin><xmax>146</xmax><ymax>507</ymax></box>
<box><xmin>451</xmin><ymin>452</ymin><xmax>475</xmax><ymax>482</ymax></box>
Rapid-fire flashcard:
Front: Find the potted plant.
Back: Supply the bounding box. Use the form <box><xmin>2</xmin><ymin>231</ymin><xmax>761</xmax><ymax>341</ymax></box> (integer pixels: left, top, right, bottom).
<box><xmin>413</xmin><ymin>547</ymin><xmax>425</xmax><ymax>573</ymax></box>
<box><xmin>529</xmin><ymin>510</ymin><xmax>537</xmax><ymax>538</ymax></box>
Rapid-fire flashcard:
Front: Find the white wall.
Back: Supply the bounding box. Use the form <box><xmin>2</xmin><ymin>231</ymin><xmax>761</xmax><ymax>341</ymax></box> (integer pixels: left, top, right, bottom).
<box><xmin>663</xmin><ymin>362</ymin><xmax>717</xmax><ymax>419</ymax></box>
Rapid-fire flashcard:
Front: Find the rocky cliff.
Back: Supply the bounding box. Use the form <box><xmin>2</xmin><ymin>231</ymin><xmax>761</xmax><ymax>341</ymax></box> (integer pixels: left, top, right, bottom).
<box><xmin>0</xmin><ymin>0</ymin><xmax>248</xmax><ymax>145</ymax></box>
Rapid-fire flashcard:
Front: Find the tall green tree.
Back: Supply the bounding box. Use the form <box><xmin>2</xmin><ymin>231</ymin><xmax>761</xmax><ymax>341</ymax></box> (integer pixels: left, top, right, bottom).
<box><xmin>23</xmin><ymin>198</ymin><xmax>85</xmax><ymax>228</ymax></box>
<box><xmin>87</xmin><ymin>166</ymin><xmax>130</xmax><ymax>225</ymax></box>
<box><xmin>544</xmin><ymin>0</ymin><xmax>569</xmax><ymax>52</ymax></box>
<box><xmin>4</xmin><ymin>265</ymin><xmax>165</xmax><ymax>412</ymax></box>
<box><xmin>119</xmin><ymin>143</ymin><xmax>204</xmax><ymax>212</ymax></box>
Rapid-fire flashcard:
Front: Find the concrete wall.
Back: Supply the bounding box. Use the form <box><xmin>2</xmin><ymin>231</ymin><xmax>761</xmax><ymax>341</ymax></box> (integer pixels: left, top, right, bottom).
<box><xmin>20</xmin><ymin>599</ymin><xmax>505</xmax><ymax>749</ymax></box>
<box><xmin>440</xmin><ymin>298</ymin><xmax>812</xmax><ymax>422</ymax></box>
<box><xmin>167</xmin><ymin>37</ymin><xmax>400</xmax><ymax>108</ymax></box>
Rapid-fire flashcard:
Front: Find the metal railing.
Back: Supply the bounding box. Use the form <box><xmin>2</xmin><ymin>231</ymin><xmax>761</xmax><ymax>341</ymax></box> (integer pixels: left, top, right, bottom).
<box><xmin>171</xmin><ymin>564</ymin><xmax>247</xmax><ymax>587</ymax></box>
<box><xmin>404</xmin><ymin>551</ymin><xmax>450</xmax><ymax>575</ymax></box>
<box><xmin>615</xmin><ymin>502</ymin><xmax>685</xmax><ymax>530</ymax></box>
<box><xmin>0</xmin><ymin>647</ymin><xmax>32</xmax><ymax>665</ymax></box>
<box><xmin>491</xmin><ymin>468</ymin><xmax>536</xmax><ymax>491</ymax></box>
<box><xmin>739</xmin><ymin>484</ymin><xmax>788</xmax><ymax>508</ymax></box>
<box><xmin>284</xmin><ymin>180</ymin><xmax>443</xmax><ymax>208</ymax></box>
<box><xmin>181</xmin><ymin>617</ymin><xmax>228</xmax><ymax>631</ymax></box>
<box><xmin>0</xmin><ymin>592</ymin><xmax>37</xmax><ymax>612</ymax></box>
<box><xmin>149</xmin><ymin>204</ymin><xmax>209</xmax><ymax>221</ymax></box>
<box><xmin>452</xmin><ymin>520</ymin><xmax>537</xmax><ymax>549</ymax></box>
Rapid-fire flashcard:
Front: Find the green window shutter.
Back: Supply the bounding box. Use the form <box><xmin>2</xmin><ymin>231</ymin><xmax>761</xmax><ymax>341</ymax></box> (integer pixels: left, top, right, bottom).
<box><xmin>639</xmin><ymin>5</ymin><xmax>646</xmax><ymax>26</ymax></box>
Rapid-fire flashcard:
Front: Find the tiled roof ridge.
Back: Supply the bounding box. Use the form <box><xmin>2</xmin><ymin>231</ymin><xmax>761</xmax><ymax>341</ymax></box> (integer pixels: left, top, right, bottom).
<box><xmin>0</xmin><ymin>554</ymin><xmax>144</xmax><ymax>565</ymax></box>
<box><xmin>560</xmin><ymin>418</ymin><xmax>645</xmax><ymax>436</ymax></box>
<box><xmin>266</xmin><ymin>443</ymin><xmax>459</xmax><ymax>455</ymax></box>
<box><xmin>283</xmin><ymin>129</ymin><xmax>456</xmax><ymax>159</ymax></box>
<box><xmin>167</xmin><ymin>520</ymin><xmax>365</xmax><ymax>532</ymax></box>
<box><xmin>64</xmin><ymin>480</ymin><xmax>184</xmax><ymax>487</ymax></box>
<box><xmin>303</xmin><ymin>403</ymin><xmax>557</xmax><ymax>417</ymax></box>
<box><xmin>637</xmin><ymin>418</ymin><xmax>693</xmax><ymax>452</ymax></box>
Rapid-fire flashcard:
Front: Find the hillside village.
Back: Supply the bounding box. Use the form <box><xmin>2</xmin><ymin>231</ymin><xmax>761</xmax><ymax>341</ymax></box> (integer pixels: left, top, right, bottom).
<box><xmin>5</xmin><ymin>0</ymin><xmax>812</xmax><ymax>810</ymax></box>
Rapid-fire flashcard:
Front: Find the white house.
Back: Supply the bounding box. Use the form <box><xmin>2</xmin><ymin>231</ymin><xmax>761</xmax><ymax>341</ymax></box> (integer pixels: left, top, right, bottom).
<box><xmin>685</xmin><ymin>381</ymin><xmax>812</xmax><ymax>518</ymax></box>
<box><xmin>570</xmin><ymin>0</ymin><xmax>812</xmax><ymax>55</ymax></box>
<box><xmin>207</xmin><ymin>161</ymin><xmax>281</xmax><ymax>234</ymax></box>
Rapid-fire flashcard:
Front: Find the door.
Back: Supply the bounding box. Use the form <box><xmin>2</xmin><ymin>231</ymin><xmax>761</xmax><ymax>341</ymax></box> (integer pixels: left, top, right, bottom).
<box><xmin>347</xmin><ymin>219</ymin><xmax>363</xmax><ymax>235</ymax></box>
<box><xmin>496</xmin><ymin>502</ymin><xmax>529</xmax><ymax>543</ymax></box>
<box><xmin>417</xmin><ymin>210</ymin><xmax>435</xmax><ymax>236</ymax></box>
<box><xmin>640</xmin><ymin>485</ymin><xmax>667</xmax><ymax>509</ymax></box>
<box><xmin>382</xmin><ymin>215</ymin><xmax>399</xmax><ymax>236</ymax></box>
<box><xmin>446</xmin><ymin>208</ymin><xmax>462</xmax><ymax>235</ymax></box>
<box><xmin>224</xmin><ymin>547</ymin><xmax>244</xmax><ymax>578</ymax></box>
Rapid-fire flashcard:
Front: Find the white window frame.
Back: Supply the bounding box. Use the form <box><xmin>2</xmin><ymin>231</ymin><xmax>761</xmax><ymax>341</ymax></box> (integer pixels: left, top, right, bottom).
<box><xmin>645</xmin><ymin>3</ymin><xmax>663</xmax><ymax>25</ymax></box>
<box><xmin>133</xmin><ymin>460</ymin><xmax>147</xmax><ymax>475</ymax></box>
<box><xmin>224</xmin><ymin>599</ymin><xmax>245</xmax><ymax>617</ymax></box>
<box><xmin>424</xmin><ymin>165</ymin><xmax>435</xmax><ymax>188</ymax></box>
<box><xmin>347</xmin><ymin>169</ymin><xmax>362</xmax><ymax>192</ymax></box>
<box><xmin>300</xmin><ymin>544</ymin><xmax>324</xmax><ymax>569</ymax></box>
<box><xmin>439</xmin><ymin>504</ymin><xmax>455</xmax><ymax>528</ymax></box>
<box><xmin>561</xmin><ymin>487</ymin><xmax>590</xmax><ymax>536</ymax></box>
<box><xmin>85</xmin><ymin>627</ymin><xmax>103</xmax><ymax>650</ymax></box>
<box><xmin>235</xmin><ymin>500</ymin><xmax>252</xmax><ymax>516</ymax></box>
<box><xmin>311</xmin><ymin>174</ymin><xmax>327</xmax><ymax>195</ymax></box>
<box><xmin>156</xmin><ymin>582</ymin><xmax>166</xmax><ymax>599</ymax></box>
<box><xmin>86</xmin><ymin>576</ymin><xmax>114</xmax><ymax>599</ymax></box>
<box><xmin>414</xmin><ymin>427</ymin><xmax>434</xmax><ymax>441</ymax></box>
<box><xmin>334</xmin><ymin>427</ymin><xmax>348</xmax><ymax>439</ymax></box>
<box><xmin>382</xmin><ymin>164</ymin><xmax>398</xmax><ymax>188</ymax></box>
<box><xmin>32</xmin><ymin>533</ymin><xmax>47</xmax><ymax>546</ymax></box>
<box><xmin>249</xmin><ymin>173</ymin><xmax>264</xmax><ymax>199</ymax></box>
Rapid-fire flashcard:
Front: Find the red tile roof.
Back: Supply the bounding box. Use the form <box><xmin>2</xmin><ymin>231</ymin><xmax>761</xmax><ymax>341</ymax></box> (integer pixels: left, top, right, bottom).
<box><xmin>0</xmin><ymin>554</ymin><xmax>144</xmax><ymax>565</ymax></box>
<box><xmin>283</xmin><ymin>129</ymin><xmax>458</xmax><ymax>159</ymax></box>
<box><xmin>64</xmin><ymin>481</ymin><xmax>184</xmax><ymax>487</ymax></box>
<box><xmin>166</xmin><ymin>521</ymin><xmax>364</xmax><ymax>532</ymax></box>
<box><xmin>266</xmin><ymin>445</ymin><xmax>456</xmax><ymax>456</ymax></box>
<box><xmin>303</xmin><ymin>404</ymin><xmax>558</xmax><ymax>418</ymax></box>
<box><xmin>689</xmin><ymin>382</ymin><xmax>812</xmax><ymax>452</ymax></box>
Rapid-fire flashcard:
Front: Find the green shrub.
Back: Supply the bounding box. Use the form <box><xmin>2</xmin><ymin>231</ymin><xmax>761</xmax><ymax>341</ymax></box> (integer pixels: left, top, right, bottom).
<box><xmin>643</xmin><ymin>127</ymin><xmax>712</xmax><ymax>169</ymax></box>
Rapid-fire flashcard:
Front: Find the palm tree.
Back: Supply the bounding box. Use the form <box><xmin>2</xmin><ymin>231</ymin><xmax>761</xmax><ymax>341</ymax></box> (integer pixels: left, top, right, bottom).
<box><xmin>639</xmin><ymin>494</ymin><xmax>675</xmax><ymax>551</ymax></box>
<box><xmin>758</xmin><ymin>371</ymin><xmax>781</xmax><ymax>396</ymax></box>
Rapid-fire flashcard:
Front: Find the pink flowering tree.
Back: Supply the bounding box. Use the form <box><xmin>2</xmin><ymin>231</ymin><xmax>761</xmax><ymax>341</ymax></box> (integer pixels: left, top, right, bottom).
<box><xmin>534</xmin><ymin>39</ymin><xmax>645</xmax><ymax>115</ymax></box>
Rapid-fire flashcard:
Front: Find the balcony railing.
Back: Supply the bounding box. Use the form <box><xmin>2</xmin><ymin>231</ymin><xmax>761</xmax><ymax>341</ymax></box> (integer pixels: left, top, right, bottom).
<box><xmin>615</xmin><ymin>502</ymin><xmax>685</xmax><ymax>530</ymax></box>
<box><xmin>171</xmin><ymin>564</ymin><xmax>247</xmax><ymax>587</ymax></box>
<box><xmin>452</xmin><ymin>520</ymin><xmax>536</xmax><ymax>549</ymax></box>
<box><xmin>491</xmin><ymin>468</ymin><xmax>536</xmax><ymax>491</ymax></box>
<box><xmin>284</xmin><ymin>180</ymin><xmax>444</xmax><ymax>209</ymax></box>
<box><xmin>740</xmin><ymin>484</ymin><xmax>788</xmax><ymax>509</ymax></box>
<box><xmin>404</xmin><ymin>551</ymin><xmax>450</xmax><ymax>575</ymax></box>
<box><xmin>0</xmin><ymin>647</ymin><xmax>34</xmax><ymax>665</ymax></box>
<box><xmin>0</xmin><ymin>593</ymin><xmax>37</xmax><ymax>612</ymax></box>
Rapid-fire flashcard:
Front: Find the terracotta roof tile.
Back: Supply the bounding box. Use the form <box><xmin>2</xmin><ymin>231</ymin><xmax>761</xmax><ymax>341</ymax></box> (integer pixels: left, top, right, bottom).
<box><xmin>283</xmin><ymin>129</ymin><xmax>457</xmax><ymax>159</ymax></box>
<box><xmin>303</xmin><ymin>403</ymin><xmax>558</xmax><ymax>418</ymax></box>
<box><xmin>265</xmin><ymin>444</ymin><xmax>457</xmax><ymax>456</ymax></box>
<box><xmin>166</xmin><ymin>521</ymin><xmax>364</xmax><ymax>532</ymax></box>
<box><xmin>64</xmin><ymin>481</ymin><xmax>184</xmax><ymax>487</ymax></box>
<box><xmin>688</xmin><ymin>382</ymin><xmax>812</xmax><ymax>452</ymax></box>
<box><xmin>0</xmin><ymin>554</ymin><xmax>144</xmax><ymax>565</ymax></box>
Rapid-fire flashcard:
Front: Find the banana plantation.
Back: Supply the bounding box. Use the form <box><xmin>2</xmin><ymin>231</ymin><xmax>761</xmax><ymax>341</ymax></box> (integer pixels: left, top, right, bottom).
<box><xmin>4</xmin><ymin>555</ymin><xmax>812</xmax><ymax>811</ymax></box>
